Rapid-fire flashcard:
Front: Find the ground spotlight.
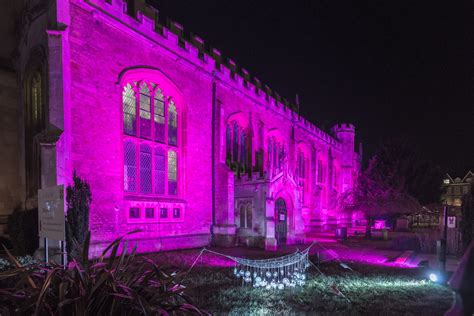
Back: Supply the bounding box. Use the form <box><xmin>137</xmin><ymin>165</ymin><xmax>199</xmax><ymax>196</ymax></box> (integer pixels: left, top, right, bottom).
<box><xmin>427</xmin><ymin>271</ymin><xmax>444</xmax><ymax>283</ymax></box>
<box><xmin>429</xmin><ymin>273</ymin><xmax>438</xmax><ymax>282</ymax></box>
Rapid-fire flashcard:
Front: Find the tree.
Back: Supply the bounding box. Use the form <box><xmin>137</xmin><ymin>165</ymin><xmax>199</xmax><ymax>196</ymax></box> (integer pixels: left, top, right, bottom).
<box><xmin>339</xmin><ymin>139</ymin><xmax>438</xmax><ymax>238</ymax></box>
<box><xmin>66</xmin><ymin>172</ymin><xmax>92</xmax><ymax>261</ymax></box>
<box><xmin>340</xmin><ymin>156</ymin><xmax>421</xmax><ymax>238</ymax></box>
<box><xmin>366</xmin><ymin>139</ymin><xmax>443</xmax><ymax>205</ymax></box>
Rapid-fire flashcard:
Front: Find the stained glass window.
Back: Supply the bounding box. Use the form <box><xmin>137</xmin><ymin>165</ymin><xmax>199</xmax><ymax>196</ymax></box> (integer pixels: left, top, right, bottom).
<box><xmin>154</xmin><ymin>147</ymin><xmax>165</xmax><ymax>194</ymax></box>
<box><xmin>123</xmin><ymin>83</ymin><xmax>136</xmax><ymax>136</ymax></box>
<box><xmin>168</xmin><ymin>100</ymin><xmax>177</xmax><ymax>146</ymax></box>
<box><xmin>140</xmin><ymin>144</ymin><xmax>152</xmax><ymax>194</ymax></box>
<box><xmin>124</xmin><ymin>141</ymin><xmax>137</xmax><ymax>192</ymax></box>
<box><xmin>168</xmin><ymin>150</ymin><xmax>177</xmax><ymax>195</ymax></box>
<box><xmin>139</xmin><ymin>83</ymin><xmax>151</xmax><ymax>139</ymax></box>
<box><xmin>123</xmin><ymin>79</ymin><xmax>180</xmax><ymax>200</ymax></box>
<box><xmin>154</xmin><ymin>88</ymin><xmax>165</xmax><ymax>143</ymax></box>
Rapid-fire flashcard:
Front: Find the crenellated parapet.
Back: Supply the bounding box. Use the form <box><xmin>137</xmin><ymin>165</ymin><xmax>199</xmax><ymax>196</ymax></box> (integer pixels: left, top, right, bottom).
<box><xmin>82</xmin><ymin>0</ymin><xmax>344</xmax><ymax>147</ymax></box>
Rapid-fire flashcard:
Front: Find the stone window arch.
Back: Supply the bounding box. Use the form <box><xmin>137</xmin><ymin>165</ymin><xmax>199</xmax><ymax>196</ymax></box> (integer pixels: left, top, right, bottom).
<box><xmin>120</xmin><ymin>68</ymin><xmax>183</xmax><ymax>198</ymax></box>
<box><xmin>225</xmin><ymin>117</ymin><xmax>251</xmax><ymax>173</ymax></box>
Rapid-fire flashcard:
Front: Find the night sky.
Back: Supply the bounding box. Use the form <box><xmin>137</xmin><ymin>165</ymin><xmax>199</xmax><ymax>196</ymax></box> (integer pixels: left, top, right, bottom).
<box><xmin>154</xmin><ymin>0</ymin><xmax>472</xmax><ymax>176</ymax></box>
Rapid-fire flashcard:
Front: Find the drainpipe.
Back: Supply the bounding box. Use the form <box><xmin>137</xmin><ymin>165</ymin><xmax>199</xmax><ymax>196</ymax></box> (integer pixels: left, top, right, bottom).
<box><xmin>211</xmin><ymin>72</ymin><xmax>217</xmax><ymax>241</ymax></box>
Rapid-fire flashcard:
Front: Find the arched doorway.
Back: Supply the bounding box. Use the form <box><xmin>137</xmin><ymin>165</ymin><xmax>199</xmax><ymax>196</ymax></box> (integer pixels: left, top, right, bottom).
<box><xmin>275</xmin><ymin>198</ymin><xmax>287</xmax><ymax>245</ymax></box>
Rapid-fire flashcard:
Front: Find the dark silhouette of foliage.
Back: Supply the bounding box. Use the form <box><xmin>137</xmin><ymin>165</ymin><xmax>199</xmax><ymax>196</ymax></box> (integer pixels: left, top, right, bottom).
<box><xmin>6</xmin><ymin>207</ymin><xmax>39</xmax><ymax>255</ymax></box>
<box><xmin>367</xmin><ymin>139</ymin><xmax>444</xmax><ymax>205</ymax></box>
<box><xmin>66</xmin><ymin>172</ymin><xmax>92</xmax><ymax>261</ymax></box>
<box><xmin>339</xmin><ymin>139</ymin><xmax>442</xmax><ymax>238</ymax></box>
<box><xmin>461</xmin><ymin>187</ymin><xmax>473</xmax><ymax>253</ymax></box>
<box><xmin>0</xmin><ymin>231</ymin><xmax>203</xmax><ymax>315</ymax></box>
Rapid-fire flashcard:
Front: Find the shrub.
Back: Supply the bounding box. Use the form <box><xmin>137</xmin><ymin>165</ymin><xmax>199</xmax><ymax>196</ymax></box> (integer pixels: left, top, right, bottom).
<box><xmin>6</xmin><ymin>207</ymin><xmax>39</xmax><ymax>255</ymax></box>
<box><xmin>0</xmin><ymin>231</ymin><xmax>203</xmax><ymax>315</ymax></box>
<box><xmin>66</xmin><ymin>172</ymin><xmax>92</xmax><ymax>262</ymax></box>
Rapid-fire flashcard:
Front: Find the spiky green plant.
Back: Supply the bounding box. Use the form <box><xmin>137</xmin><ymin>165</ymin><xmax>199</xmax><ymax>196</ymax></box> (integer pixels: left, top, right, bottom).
<box><xmin>66</xmin><ymin>172</ymin><xmax>92</xmax><ymax>262</ymax></box>
<box><xmin>0</xmin><ymin>230</ymin><xmax>204</xmax><ymax>315</ymax></box>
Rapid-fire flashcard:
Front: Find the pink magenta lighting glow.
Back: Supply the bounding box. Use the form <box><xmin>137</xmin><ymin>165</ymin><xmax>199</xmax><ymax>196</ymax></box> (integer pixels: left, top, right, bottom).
<box><xmin>52</xmin><ymin>0</ymin><xmax>361</xmax><ymax>255</ymax></box>
<box><xmin>374</xmin><ymin>220</ymin><xmax>386</xmax><ymax>229</ymax></box>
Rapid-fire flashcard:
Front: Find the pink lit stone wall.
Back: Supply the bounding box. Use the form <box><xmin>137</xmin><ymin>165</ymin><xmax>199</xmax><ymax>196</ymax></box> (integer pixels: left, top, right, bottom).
<box><xmin>68</xmin><ymin>0</ymin><xmax>214</xmax><ymax>254</ymax></box>
<box><xmin>53</xmin><ymin>0</ymin><xmax>361</xmax><ymax>254</ymax></box>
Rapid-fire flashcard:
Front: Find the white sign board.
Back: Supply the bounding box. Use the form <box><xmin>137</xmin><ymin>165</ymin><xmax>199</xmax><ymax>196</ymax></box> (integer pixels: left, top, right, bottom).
<box><xmin>38</xmin><ymin>185</ymin><xmax>66</xmax><ymax>240</ymax></box>
<box><xmin>447</xmin><ymin>216</ymin><xmax>456</xmax><ymax>229</ymax></box>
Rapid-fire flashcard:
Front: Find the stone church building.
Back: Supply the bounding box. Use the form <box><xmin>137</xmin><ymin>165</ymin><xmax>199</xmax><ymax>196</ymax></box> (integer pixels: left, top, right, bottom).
<box><xmin>0</xmin><ymin>0</ymin><xmax>361</xmax><ymax>254</ymax></box>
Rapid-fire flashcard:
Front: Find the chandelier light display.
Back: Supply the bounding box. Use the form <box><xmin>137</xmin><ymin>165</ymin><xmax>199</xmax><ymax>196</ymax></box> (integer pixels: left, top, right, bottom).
<box><xmin>201</xmin><ymin>242</ymin><xmax>317</xmax><ymax>290</ymax></box>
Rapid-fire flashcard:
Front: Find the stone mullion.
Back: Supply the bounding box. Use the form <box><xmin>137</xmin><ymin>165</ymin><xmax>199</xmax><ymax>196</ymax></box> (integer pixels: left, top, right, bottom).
<box><xmin>134</xmin><ymin>85</ymin><xmax>141</xmax><ymax>194</ymax></box>
<box><xmin>164</xmin><ymin>96</ymin><xmax>169</xmax><ymax>195</ymax></box>
<box><xmin>150</xmin><ymin>85</ymin><xmax>156</xmax><ymax>195</ymax></box>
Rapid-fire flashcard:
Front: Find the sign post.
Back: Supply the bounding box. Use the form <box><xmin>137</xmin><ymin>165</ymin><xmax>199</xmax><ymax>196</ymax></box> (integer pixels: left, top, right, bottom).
<box><xmin>38</xmin><ymin>185</ymin><xmax>66</xmax><ymax>265</ymax></box>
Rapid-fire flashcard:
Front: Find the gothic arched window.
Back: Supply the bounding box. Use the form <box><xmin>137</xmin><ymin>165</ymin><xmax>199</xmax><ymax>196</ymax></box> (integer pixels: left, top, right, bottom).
<box><xmin>25</xmin><ymin>71</ymin><xmax>45</xmax><ymax>197</ymax></box>
<box><xmin>226</xmin><ymin>121</ymin><xmax>251</xmax><ymax>171</ymax></box>
<box><xmin>122</xmin><ymin>80</ymin><xmax>180</xmax><ymax>197</ymax></box>
<box><xmin>238</xmin><ymin>202</ymin><xmax>252</xmax><ymax>228</ymax></box>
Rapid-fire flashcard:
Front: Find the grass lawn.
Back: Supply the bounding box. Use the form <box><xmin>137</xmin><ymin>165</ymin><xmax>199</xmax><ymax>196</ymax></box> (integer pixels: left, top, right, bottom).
<box><xmin>145</xmin><ymin>247</ymin><xmax>454</xmax><ymax>315</ymax></box>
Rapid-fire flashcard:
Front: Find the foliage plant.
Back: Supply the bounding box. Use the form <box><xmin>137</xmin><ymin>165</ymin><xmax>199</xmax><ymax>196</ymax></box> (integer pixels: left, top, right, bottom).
<box><xmin>0</xmin><ymin>255</ymin><xmax>37</xmax><ymax>271</ymax></box>
<box><xmin>6</xmin><ymin>207</ymin><xmax>39</xmax><ymax>255</ymax></box>
<box><xmin>66</xmin><ymin>172</ymin><xmax>92</xmax><ymax>262</ymax></box>
<box><xmin>0</xmin><ymin>230</ymin><xmax>203</xmax><ymax>315</ymax></box>
<box><xmin>337</xmin><ymin>139</ymin><xmax>445</xmax><ymax>239</ymax></box>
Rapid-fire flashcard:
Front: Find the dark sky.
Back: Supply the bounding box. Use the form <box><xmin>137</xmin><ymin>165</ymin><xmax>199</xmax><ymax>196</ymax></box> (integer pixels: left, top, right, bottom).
<box><xmin>154</xmin><ymin>0</ymin><xmax>472</xmax><ymax>176</ymax></box>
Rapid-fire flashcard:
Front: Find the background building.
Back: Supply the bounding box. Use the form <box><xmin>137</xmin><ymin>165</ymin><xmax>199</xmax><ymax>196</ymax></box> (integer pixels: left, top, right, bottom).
<box><xmin>442</xmin><ymin>171</ymin><xmax>473</xmax><ymax>208</ymax></box>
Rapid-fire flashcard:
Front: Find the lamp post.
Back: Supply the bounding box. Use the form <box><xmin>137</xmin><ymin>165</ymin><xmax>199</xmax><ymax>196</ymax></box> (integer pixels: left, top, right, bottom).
<box><xmin>438</xmin><ymin>202</ymin><xmax>448</xmax><ymax>273</ymax></box>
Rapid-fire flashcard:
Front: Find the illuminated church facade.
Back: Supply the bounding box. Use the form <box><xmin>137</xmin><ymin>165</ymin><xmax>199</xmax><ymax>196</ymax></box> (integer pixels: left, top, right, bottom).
<box><xmin>4</xmin><ymin>0</ymin><xmax>361</xmax><ymax>254</ymax></box>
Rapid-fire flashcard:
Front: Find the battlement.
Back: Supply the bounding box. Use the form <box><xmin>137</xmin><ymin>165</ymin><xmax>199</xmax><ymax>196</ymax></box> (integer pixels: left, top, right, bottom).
<box><xmin>82</xmin><ymin>0</ymin><xmax>343</xmax><ymax>146</ymax></box>
<box><xmin>331</xmin><ymin>123</ymin><xmax>355</xmax><ymax>134</ymax></box>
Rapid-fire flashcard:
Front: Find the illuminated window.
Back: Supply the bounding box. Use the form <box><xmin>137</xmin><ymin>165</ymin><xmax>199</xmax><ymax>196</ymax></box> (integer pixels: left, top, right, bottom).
<box><xmin>443</xmin><ymin>179</ymin><xmax>450</xmax><ymax>184</ymax></box>
<box><xmin>123</xmin><ymin>83</ymin><xmax>136</xmax><ymax>136</ymax></box>
<box><xmin>154</xmin><ymin>88</ymin><xmax>165</xmax><ymax>143</ymax></box>
<box><xmin>122</xmin><ymin>80</ymin><xmax>180</xmax><ymax>197</ymax></box>
<box><xmin>168</xmin><ymin>100</ymin><xmax>177</xmax><ymax>146</ymax></box>
<box><xmin>168</xmin><ymin>151</ymin><xmax>177</xmax><ymax>195</ymax></box>
<box><xmin>124</xmin><ymin>141</ymin><xmax>137</xmax><ymax>192</ymax></box>
<box><xmin>139</xmin><ymin>83</ymin><xmax>152</xmax><ymax>139</ymax></box>
<box><xmin>154</xmin><ymin>148</ymin><xmax>165</xmax><ymax>194</ymax></box>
